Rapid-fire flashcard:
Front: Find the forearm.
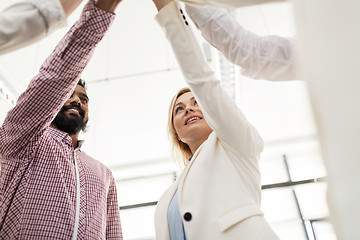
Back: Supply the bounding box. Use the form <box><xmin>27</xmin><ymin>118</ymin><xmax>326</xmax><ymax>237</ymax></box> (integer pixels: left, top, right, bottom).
<box><xmin>186</xmin><ymin>5</ymin><xmax>297</xmax><ymax>81</ymax></box>
<box><xmin>59</xmin><ymin>0</ymin><xmax>83</xmax><ymax>16</ymax></box>
<box><xmin>180</xmin><ymin>0</ymin><xmax>285</xmax><ymax>8</ymax></box>
<box><xmin>152</xmin><ymin>0</ymin><xmax>173</xmax><ymax>11</ymax></box>
<box><xmin>95</xmin><ymin>0</ymin><xmax>122</xmax><ymax>13</ymax></box>
<box><xmin>0</xmin><ymin>0</ymin><xmax>66</xmax><ymax>55</ymax></box>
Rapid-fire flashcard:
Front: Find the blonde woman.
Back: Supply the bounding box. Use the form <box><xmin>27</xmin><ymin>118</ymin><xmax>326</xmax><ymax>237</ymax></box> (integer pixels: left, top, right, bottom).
<box><xmin>152</xmin><ymin>0</ymin><xmax>280</xmax><ymax>239</ymax></box>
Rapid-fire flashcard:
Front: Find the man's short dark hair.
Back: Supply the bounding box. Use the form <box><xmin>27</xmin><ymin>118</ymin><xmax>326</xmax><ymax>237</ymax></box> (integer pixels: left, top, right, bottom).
<box><xmin>78</xmin><ymin>79</ymin><xmax>86</xmax><ymax>90</ymax></box>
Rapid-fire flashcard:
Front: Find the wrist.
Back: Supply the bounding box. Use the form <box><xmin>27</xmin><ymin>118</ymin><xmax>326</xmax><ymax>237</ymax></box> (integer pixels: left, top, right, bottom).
<box><xmin>94</xmin><ymin>0</ymin><xmax>121</xmax><ymax>13</ymax></box>
<box><xmin>153</xmin><ymin>0</ymin><xmax>173</xmax><ymax>11</ymax></box>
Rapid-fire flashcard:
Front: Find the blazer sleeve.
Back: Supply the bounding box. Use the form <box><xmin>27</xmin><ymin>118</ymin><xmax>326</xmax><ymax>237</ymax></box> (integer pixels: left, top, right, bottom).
<box><xmin>177</xmin><ymin>0</ymin><xmax>284</xmax><ymax>8</ymax></box>
<box><xmin>0</xmin><ymin>0</ymin><xmax>67</xmax><ymax>55</ymax></box>
<box><xmin>185</xmin><ymin>5</ymin><xmax>297</xmax><ymax>81</ymax></box>
<box><xmin>155</xmin><ymin>1</ymin><xmax>263</xmax><ymax>157</ymax></box>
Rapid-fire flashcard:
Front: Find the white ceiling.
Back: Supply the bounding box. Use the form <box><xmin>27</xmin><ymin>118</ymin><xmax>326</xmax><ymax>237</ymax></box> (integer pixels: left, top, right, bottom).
<box><xmin>0</xmin><ymin>0</ymin><xmax>317</xmax><ymax>170</ymax></box>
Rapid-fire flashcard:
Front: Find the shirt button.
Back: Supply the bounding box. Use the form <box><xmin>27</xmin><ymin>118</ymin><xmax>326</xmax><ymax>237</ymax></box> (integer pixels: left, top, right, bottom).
<box><xmin>97</xmin><ymin>16</ymin><xmax>102</xmax><ymax>21</ymax></box>
<box><xmin>85</xmin><ymin>11</ymin><xmax>90</xmax><ymax>16</ymax></box>
<box><xmin>183</xmin><ymin>212</ymin><xmax>192</xmax><ymax>221</ymax></box>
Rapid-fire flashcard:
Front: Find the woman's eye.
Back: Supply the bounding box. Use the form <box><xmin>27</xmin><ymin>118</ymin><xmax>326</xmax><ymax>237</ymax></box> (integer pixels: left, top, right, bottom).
<box><xmin>175</xmin><ymin>107</ymin><xmax>183</xmax><ymax>114</ymax></box>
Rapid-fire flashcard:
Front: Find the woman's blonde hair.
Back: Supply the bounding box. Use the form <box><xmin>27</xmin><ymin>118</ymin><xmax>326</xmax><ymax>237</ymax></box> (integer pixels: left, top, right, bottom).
<box><xmin>168</xmin><ymin>87</ymin><xmax>192</xmax><ymax>167</ymax></box>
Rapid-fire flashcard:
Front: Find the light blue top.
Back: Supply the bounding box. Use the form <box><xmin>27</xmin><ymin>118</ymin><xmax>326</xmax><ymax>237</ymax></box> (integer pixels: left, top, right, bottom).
<box><xmin>167</xmin><ymin>189</ymin><xmax>187</xmax><ymax>240</ymax></box>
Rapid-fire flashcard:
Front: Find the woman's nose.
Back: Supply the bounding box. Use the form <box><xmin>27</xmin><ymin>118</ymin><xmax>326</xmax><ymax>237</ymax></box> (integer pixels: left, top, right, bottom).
<box><xmin>185</xmin><ymin>108</ymin><xmax>194</xmax><ymax>115</ymax></box>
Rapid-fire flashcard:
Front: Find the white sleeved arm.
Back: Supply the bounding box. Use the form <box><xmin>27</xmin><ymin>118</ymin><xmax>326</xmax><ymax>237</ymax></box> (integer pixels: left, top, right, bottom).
<box><xmin>180</xmin><ymin>0</ymin><xmax>285</xmax><ymax>8</ymax></box>
<box><xmin>156</xmin><ymin>1</ymin><xmax>263</xmax><ymax>157</ymax></box>
<box><xmin>0</xmin><ymin>0</ymin><xmax>66</xmax><ymax>55</ymax></box>
<box><xmin>186</xmin><ymin>5</ymin><xmax>298</xmax><ymax>81</ymax></box>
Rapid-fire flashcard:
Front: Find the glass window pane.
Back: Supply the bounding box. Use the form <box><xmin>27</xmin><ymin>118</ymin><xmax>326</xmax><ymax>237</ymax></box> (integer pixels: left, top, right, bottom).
<box><xmin>260</xmin><ymin>155</ymin><xmax>289</xmax><ymax>185</ymax></box>
<box><xmin>313</xmin><ymin>221</ymin><xmax>337</xmax><ymax>240</ymax></box>
<box><xmin>287</xmin><ymin>153</ymin><xmax>327</xmax><ymax>181</ymax></box>
<box><xmin>270</xmin><ymin>220</ymin><xmax>307</xmax><ymax>240</ymax></box>
<box><xmin>120</xmin><ymin>206</ymin><xmax>156</xmax><ymax>240</ymax></box>
<box><xmin>261</xmin><ymin>188</ymin><xmax>299</xmax><ymax>222</ymax></box>
<box><xmin>294</xmin><ymin>182</ymin><xmax>329</xmax><ymax>219</ymax></box>
<box><xmin>117</xmin><ymin>174</ymin><xmax>174</xmax><ymax>206</ymax></box>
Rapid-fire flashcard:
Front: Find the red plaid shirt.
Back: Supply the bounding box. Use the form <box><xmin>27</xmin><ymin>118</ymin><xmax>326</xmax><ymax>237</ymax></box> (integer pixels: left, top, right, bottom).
<box><xmin>0</xmin><ymin>2</ymin><xmax>122</xmax><ymax>239</ymax></box>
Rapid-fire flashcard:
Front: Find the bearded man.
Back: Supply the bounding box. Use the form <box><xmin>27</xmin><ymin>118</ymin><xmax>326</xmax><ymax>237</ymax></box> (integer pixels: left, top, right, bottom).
<box><xmin>51</xmin><ymin>79</ymin><xmax>89</xmax><ymax>147</ymax></box>
<box><xmin>0</xmin><ymin>0</ymin><xmax>123</xmax><ymax>239</ymax></box>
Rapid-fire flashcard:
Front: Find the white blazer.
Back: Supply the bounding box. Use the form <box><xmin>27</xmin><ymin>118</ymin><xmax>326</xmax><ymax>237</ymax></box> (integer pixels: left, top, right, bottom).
<box><xmin>154</xmin><ymin>2</ymin><xmax>280</xmax><ymax>240</ymax></box>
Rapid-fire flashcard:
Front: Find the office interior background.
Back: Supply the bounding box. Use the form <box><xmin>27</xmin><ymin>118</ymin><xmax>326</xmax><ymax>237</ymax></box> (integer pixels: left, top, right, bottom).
<box><xmin>0</xmin><ymin>0</ymin><xmax>338</xmax><ymax>239</ymax></box>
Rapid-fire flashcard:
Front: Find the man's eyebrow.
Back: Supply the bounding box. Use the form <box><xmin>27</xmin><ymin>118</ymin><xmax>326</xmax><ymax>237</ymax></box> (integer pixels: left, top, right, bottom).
<box><xmin>80</xmin><ymin>92</ymin><xmax>89</xmax><ymax>100</ymax></box>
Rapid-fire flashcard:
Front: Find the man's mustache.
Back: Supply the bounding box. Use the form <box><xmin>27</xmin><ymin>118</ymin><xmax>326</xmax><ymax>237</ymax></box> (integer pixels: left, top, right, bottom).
<box><xmin>60</xmin><ymin>104</ymin><xmax>85</xmax><ymax>118</ymax></box>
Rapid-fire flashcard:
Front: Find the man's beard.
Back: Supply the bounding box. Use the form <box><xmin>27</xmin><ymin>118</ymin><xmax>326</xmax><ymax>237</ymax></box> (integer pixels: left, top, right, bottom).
<box><xmin>52</xmin><ymin>104</ymin><xmax>88</xmax><ymax>135</ymax></box>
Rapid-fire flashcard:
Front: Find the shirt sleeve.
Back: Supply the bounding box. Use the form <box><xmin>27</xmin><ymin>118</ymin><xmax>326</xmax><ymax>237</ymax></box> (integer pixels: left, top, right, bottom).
<box><xmin>185</xmin><ymin>5</ymin><xmax>298</xmax><ymax>81</ymax></box>
<box><xmin>0</xmin><ymin>1</ymin><xmax>115</xmax><ymax>160</ymax></box>
<box><xmin>0</xmin><ymin>0</ymin><xmax>67</xmax><ymax>55</ymax></box>
<box><xmin>178</xmin><ymin>0</ymin><xmax>284</xmax><ymax>8</ymax></box>
<box><xmin>106</xmin><ymin>175</ymin><xmax>123</xmax><ymax>239</ymax></box>
<box><xmin>156</xmin><ymin>2</ymin><xmax>263</xmax><ymax>157</ymax></box>
<box><xmin>30</xmin><ymin>0</ymin><xmax>67</xmax><ymax>34</ymax></box>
